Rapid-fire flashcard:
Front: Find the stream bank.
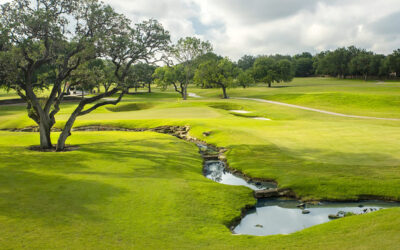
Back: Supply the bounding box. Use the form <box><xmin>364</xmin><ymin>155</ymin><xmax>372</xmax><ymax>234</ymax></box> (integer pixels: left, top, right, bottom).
<box><xmin>6</xmin><ymin>125</ymin><xmax>400</xmax><ymax>236</ymax></box>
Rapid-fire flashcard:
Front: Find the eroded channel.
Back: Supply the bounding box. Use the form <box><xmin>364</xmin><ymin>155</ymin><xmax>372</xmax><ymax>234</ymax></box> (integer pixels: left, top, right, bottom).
<box><xmin>196</xmin><ymin>143</ymin><xmax>400</xmax><ymax>237</ymax></box>
<box><xmin>198</xmin><ymin>143</ymin><xmax>276</xmax><ymax>191</ymax></box>
<box><xmin>204</xmin><ymin>160</ymin><xmax>276</xmax><ymax>191</ymax></box>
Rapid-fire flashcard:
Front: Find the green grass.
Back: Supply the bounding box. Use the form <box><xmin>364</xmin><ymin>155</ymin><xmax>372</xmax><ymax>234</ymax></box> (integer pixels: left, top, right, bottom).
<box><xmin>1</xmin><ymin>77</ymin><xmax>400</xmax><ymax>248</ymax></box>
<box><xmin>0</xmin><ymin>89</ymin><xmax>18</xmax><ymax>100</ymax></box>
<box><xmin>106</xmin><ymin>102</ymin><xmax>155</xmax><ymax>112</ymax></box>
<box><xmin>0</xmin><ymin>88</ymin><xmax>54</xmax><ymax>101</ymax></box>
<box><xmin>194</xmin><ymin>78</ymin><xmax>400</xmax><ymax>118</ymax></box>
<box><xmin>207</xmin><ymin>101</ymin><xmax>246</xmax><ymax>111</ymax></box>
<box><xmin>0</xmin><ymin>131</ymin><xmax>399</xmax><ymax>249</ymax></box>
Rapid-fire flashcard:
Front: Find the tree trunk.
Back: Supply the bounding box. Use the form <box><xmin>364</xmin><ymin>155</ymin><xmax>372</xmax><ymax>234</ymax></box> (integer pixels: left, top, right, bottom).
<box><xmin>135</xmin><ymin>85</ymin><xmax>138</xmax><ymax>93</ymax></box>
<box><xmin>183</xmin><ymin>83</ymin><xmax>188</xmax><ymax>100</ymax></box>
<box><xmin>39</xmin><ymin>120</ymin><xmax>52</xmax><ymax>149</ymax></box>
<box><xmin>183</xmin><ymin>65</ymin><xmax>190</xmax><ymax>100</ymax></box>
<box><xmin>268</xmin><ymin>82</ymin><xmax>271</xmax><ymax>88</ymax></box>
<box><xmin>56</xmin><ymin>108</ymin><xmax>81</xmax><ymax>151</ymax></box>
<box><xmin>148</xmin><ymin>83</ymin><xmax>151</xmax><ymax>93</ymax></box>
<box><xmin>222</xmin><ymin>86</ymin><xmax>228</xmax><ymax>99</ymax></box>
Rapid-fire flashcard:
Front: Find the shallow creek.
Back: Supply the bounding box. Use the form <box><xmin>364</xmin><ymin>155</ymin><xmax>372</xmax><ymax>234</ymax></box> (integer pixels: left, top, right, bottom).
<box><xmin>8</xmin><ymin>125</ymin><xmax>400</xmax><ymax>236</ymax></box>
<box><xmin>198</xmin><ymin>143</ymin><xmax>275</xmax><ymax>190</ymax></box>
<box><xmin>203</xmin><ymin>160</ymin><xmax>276</xmax><ymax>191</ymax></box>
<box><xmin>234</xmin><ymin>199</ymin><xmax>398</xmax><ymax>236</ymax></box>
<box><xmin>196</xmin><ymin>143</ymin><xmax>399</xmax><ymax>236</ymax></box>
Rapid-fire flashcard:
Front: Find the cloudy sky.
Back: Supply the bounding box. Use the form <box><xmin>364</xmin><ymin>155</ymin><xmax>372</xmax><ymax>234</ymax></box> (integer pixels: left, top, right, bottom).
<box><xmin>2</xmin><ymin>0</ymin><xmax>400</xmax><ymax>60</ymax></box>
<box><xmin>103</xmin><ymin>0</ymin><xmax>400</xmax><ymax>60</ymax></box>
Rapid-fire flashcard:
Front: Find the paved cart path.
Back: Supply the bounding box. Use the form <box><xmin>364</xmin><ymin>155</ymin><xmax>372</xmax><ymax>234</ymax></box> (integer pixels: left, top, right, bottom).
<box><xmin>233</xmin><ymin>97</ymin><xmax>400</xmax><ymax>121</ymax></box>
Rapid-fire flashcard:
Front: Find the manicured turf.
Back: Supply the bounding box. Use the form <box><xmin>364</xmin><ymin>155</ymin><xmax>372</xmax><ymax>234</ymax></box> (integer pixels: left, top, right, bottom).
<box><xmin>193</xmin><ymin>78</ymin><xmax>400</xmax><ymax>118</ymax></box>
<box><xmin>0</xmin><ymin>131</ymin><xmax>399</xmax><ymax>249</ymax></box>
<box><xmin>0</xmin><ymin>77</ymin><xmax>400</xmax><ymax>249</ymax></box>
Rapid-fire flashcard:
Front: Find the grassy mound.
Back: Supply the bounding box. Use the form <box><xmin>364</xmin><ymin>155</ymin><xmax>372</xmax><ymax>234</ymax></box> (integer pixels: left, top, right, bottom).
<box><xmin>106</xmin><ymin>103</ymin><xmax>154</xmax><ymax>112</ymax></box>
<box><xmin>208</xmin><ymin>102</ymin><xmax>245</xmax><ymax>111</ymax></box>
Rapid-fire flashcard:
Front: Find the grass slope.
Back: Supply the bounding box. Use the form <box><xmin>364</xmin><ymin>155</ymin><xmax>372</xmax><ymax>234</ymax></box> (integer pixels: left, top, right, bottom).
<box><xmin>193</xmin><ymin>78</ymin><xmax>400</xmax><ymax>118</ymax></box>
<box><xmin>0</xmin><ymin>131</ymin><xmax>399</xmax><ymax>249</ymax></box>
<box><xmin>0</xmin><ymin>78</ymin><xmax>400</xmax><ymax>248</ymax></box>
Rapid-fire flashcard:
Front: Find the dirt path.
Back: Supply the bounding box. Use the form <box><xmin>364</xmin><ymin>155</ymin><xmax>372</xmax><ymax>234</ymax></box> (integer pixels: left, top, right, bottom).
<box><xmin>234</xmin><ymin>97</ymin><xmax>400</xmax><ymax>121</ymax></box>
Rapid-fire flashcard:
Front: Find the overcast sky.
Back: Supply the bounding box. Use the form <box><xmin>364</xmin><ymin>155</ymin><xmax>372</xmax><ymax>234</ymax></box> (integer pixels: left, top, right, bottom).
<box><xmin>2</xmin><ymin>0</ymin><xmax>400</xmax><ymax>60</ymax></box>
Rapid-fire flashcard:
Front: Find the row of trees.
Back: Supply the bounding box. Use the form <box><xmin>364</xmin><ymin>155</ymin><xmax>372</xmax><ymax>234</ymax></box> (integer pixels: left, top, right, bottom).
<box><xmin>314</xmin><ymin>47</ymin><xmax>400</xmax><ymax>80</ymax></box>
<box><xmin>236</xmin><ymin>47</ymin><xmax>400</xmax><ymax>80</ymax></box>
<box><xmin>154</xmin><ymin>45</ymin><xmax>295</xmax><ymax>99</ymax></box>
<box><xmin>56</xmin><ymin>44</ymin><xmax>400</xmax><ymax>102</ymax></box>
<box><xmin>153</xmin><ymin>45</ymin><xmax>400</xmax><ymax>100</ymax></box>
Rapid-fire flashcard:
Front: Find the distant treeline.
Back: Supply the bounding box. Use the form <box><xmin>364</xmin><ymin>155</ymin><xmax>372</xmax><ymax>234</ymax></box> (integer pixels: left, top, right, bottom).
<box><xmin>237</xmin><ymin>46</ymin><xmax>400</xmax><ymax>80</ymax></box>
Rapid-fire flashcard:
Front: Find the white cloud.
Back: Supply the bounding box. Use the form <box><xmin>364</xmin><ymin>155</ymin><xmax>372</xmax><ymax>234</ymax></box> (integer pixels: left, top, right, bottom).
<box><xmin>1</xmin><ymin>0</ymin><xmax>400</xmax><ymax>60</ymax></box>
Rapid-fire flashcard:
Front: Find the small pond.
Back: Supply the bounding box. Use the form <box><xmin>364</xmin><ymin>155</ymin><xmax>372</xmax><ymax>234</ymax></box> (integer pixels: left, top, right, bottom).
<box><xmin>234</xmin><ymin>199</ymin><xmax>399</xmax><ymax>236</ymax></box>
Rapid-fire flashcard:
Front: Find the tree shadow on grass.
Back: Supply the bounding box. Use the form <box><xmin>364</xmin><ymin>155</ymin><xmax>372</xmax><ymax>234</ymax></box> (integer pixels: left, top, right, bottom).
<box><xmin>0</xmin><ymin>105</ymin><xmax>26</xmax><ymax>116</ymax></box>
<box><xmin>0</xmin><ymin>134</ymin><xmax>204</xmax><ymax>226</ymax></box>
<box><xmin>270</xmin><ymin>85</ymin><xmax>291</xmax><ymax>88</ymax></box>
<box><xmin>0</xmin><ymin>147</ymin><xmax>127</xmax><ymax>226</ymax></box>
<box><xmin>228</xmin><ymin>144</ymin><xmax>400</xmax><ymax>199</ymax></box>
<box><xmin>73</xmin><ymin>138</ymin><xmax>203</xmax><ymax>179</ymax></box>
<box><xmin>229</xmin><ymin>143</ymin><xmax>400</xmax><ymax>175</ymax></box>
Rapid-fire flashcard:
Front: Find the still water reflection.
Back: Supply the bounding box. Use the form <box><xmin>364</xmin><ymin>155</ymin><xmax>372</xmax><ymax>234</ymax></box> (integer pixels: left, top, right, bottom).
<box><xmin>234</xmin><ymin>199</ymin><xmax>399</xmax><ymax>236</ymax></box>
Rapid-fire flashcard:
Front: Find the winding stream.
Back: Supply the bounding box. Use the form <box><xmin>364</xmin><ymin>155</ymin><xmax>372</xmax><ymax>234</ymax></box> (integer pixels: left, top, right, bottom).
<box><xmin>204</xmin><ymin>160</ymin><xmax>276</xmax><ymax>191</ymax></box>
<box><xmin>10</xmin><ymin>125</ymin><xmax>399</xmax><ymax>237</ymax></box>
<box><xmin>196</xmin><ymin>143</ymin><xmax>399</xmax><ymax>236</ymax></box>
<box><xmin>234</xmin><ymin>199</ymin><xmax>398</xmax><ymax>236</ymax></box>
<box><xmin>197</xmin><ymin>143</ymin><xmax>276</xmax><ymax>191</ymax></box>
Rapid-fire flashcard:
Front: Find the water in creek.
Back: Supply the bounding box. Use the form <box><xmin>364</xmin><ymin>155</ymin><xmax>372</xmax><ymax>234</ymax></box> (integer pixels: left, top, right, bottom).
<box><xmin>197</xmin><ymin>143</ymin><xmax>276</xmax><ymax>191</ymax></box>
<box><xmin>204</xmin><ymin>160</ymin><xmax>276</xmax><ymax>191</ymax></box>
<box><xmin>234</xmin><ymin>199</ymin><xmax>399</xmax><ymax>236</ymax></box>
<box><xmin>196</xmin><ymin>143</ymin><xmax>399</xmax><ymax>236</ymax></box>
